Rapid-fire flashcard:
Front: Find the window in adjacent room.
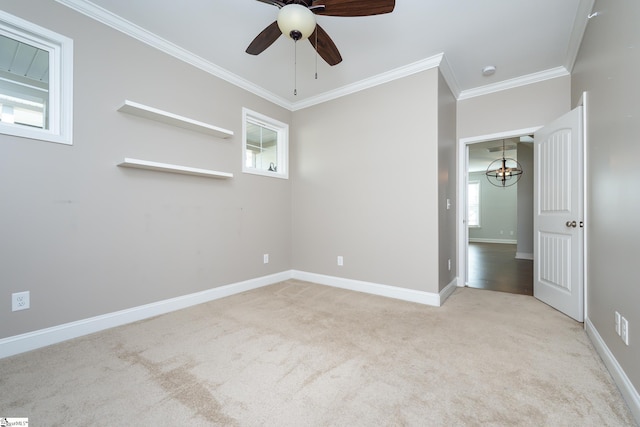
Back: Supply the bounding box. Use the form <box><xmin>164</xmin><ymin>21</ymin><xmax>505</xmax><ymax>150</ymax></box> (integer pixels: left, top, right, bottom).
<box><xmin>242</xmin><ymin>108</ymin><xmax>288</xmax><ymax>179</ymax></box>
<box><xmin>0</xmin><ymin>11</ymin><xmax>73</xmax><ymax>145</ymax></box>
<box><xmin>468</xmin><ymin>180</ymin><xmax>481</xmax><ymax>227</ymax></box>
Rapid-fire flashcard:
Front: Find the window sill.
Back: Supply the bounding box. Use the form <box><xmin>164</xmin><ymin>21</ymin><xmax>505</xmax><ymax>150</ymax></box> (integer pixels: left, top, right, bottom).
<box><xmin>0</xmin><ymin>123</ymin><xmax>72</xmax><ymax>145</ymax></box>
<box><xmin>242</xmin><ymin>167</ymin><xmax>288</xmax><ymax>180</ymax></box>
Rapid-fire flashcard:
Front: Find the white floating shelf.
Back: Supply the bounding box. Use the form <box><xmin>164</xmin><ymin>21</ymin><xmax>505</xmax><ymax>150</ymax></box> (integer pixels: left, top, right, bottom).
<box><xmin>117</xmin><ymin>100</ymin><xmax>233</xmax><ymax>139</ymax></box>
<box><xmin>118</xmin><ymin>158</ymin><xmax>233</xmax><ymax>179</ymax></box>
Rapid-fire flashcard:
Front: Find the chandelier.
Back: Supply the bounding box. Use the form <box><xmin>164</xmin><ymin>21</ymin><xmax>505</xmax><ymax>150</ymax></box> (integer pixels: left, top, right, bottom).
<box><xmin>485</xmin><ymin>140</ymin><xmax>523</xmax><ymax>187</ymax></box>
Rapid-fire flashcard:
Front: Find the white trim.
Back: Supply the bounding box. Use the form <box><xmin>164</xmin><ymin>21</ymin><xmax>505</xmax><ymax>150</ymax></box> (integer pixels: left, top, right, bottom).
<box><xmin>52</xmin><ymin>0</ymin><xmax>578</xmax><ymax>110</ymax></box>
<box><xmin>291</xmin><ymin>54</ymin><xmax>444</xmax><ymax>111</ymax></box>
<box><xmin>0</xmin><ymin>271</ymin><xmax>291</xmax><ymax>359</ymax></box>
<box><xmin>515</xmin><ymin>252</ymin><xmax>534</xmax><ymax>260</ymax></box>
<box><xmin>437</xmin><ymin>53</ymin><xmax>461</xmax><ymax>99</ymax></box>
<box><xmin>577</xmin><ymin>91</ymin><xmax>589</xmax><ymax>328</ymax></box>
<box><xmin>458</xmin><ymin>67</ymin><xmax>570</xmax><ymax>101</ymax></box>
<box><xmin>55</xmin><ymin>0</ymin><xmax>449</xmax><ymax>111</ymax></box>
<box><xmin>1</xmin><ymin>270</ymin><xmax>458</xmax><ymax>359</ymax></box>
<box><xmin>469</xmin><ymin>238</ymin><xmax>517</xmax><ymax>245</ymax></box>
<box><xmin>292</xmin><ymin>270</ymin><xmax>443</xmax><ymax>306</ymax></box>
<box><xmin>55</xmin><ymin>0</ymin><xmax>293</xmax><ymax>110</ymax></box>
<box><xmin>440</xmin><ymin>277</ymin><xmax>459</xmax><ymax>303</ymax></box>
<box><xmin>586</xmin><ymin>317</ymin><xmax>640</xmax><ymax>424</ymax></box>
<box><xmin>458</xmin><ymin>127</ymin><xmax>543</xmax><ymax>288</ymax></box>
<box><xmin>242</xmin><ymin>107</ymin><xmax>289</xmax><ymax>179</ymax></box>
<box><xmin>459</xmin><ymin>127</ymin><xmax>542</xmax><ymax>145</ymax></box>
<box><xmin>565</xmin><ymin>0</ymin><xmax>596</xmax><ymax>73</ymax></box>
<box><xmin>0</xmin><ymin>10</ymin><xmax>73</xmax><ymax>145</ymax></box>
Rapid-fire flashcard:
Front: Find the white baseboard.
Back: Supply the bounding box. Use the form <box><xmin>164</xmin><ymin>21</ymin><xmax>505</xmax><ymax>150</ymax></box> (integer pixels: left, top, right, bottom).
<box><xmin>1</xmin><ymin>270</ymin><xmax>457</xmax><ymax>360</ymax></box>
<box><xmin>469</xmin><ymin>238</ymin><xmax>518</xmax><ymax>244</ymax></box>
<box><xmin>440</xmin><ymin>277</ymin><xmax>459</xmax><ymax>304</ymax></box>
<box><xmin>0</xmin><ymin>271</ymin><xmax>291</xmax><ymax>359</ymax></box>
<box><xmin>586</xmin><ymin>317</ymin><xmax>640</xmax><ymax>424</ymax></box>
<box><xmin>292</xmin><ymin>270</ymin><xmax>446</xmax><ymax>306</ymax></box>
<box><xmin>515</xmin><ymin>252</ymin><xmax>534</xmax><ymax>260</ymax></box>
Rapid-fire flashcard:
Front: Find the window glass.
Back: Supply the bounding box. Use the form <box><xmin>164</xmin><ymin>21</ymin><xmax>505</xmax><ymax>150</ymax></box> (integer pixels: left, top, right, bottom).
<box><xmin>242</xmin><ymin>108</ymin><xmax>288</xmax><ymax>179</ymax></box>
<box><xmin>246</xmin><ymin>121</ymin><xmax>279</xmax><ymax>171</ymax></box>
<box><xmin>0</xmin><ymin>11</ymin><xmax>73</xmax><ymax>144</ymax></box>
<box><xmin>0</xmin><ymin>34</ymin><xmax>49</xmax><ymax>130</ymax></box>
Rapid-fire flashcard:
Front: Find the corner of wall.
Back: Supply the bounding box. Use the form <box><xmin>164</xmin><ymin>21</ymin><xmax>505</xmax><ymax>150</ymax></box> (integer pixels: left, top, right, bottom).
<box><xmin>585</xmin><ymin>317</ymin><xmax>640</xmax><ymax>423</ymax></box>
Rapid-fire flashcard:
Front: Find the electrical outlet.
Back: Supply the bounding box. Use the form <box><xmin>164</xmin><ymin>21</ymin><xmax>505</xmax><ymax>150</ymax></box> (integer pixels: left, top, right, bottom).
<box><xmin>263</xmin><ymin>254</ymin><xmax>269</xmax><ymax>264</ymax></box>
<box><xmin>621</xmin><ymin>317</ymin><xmax>629</xmax><ymax>346</ymax></box>
<box><xmin>12</xmin><ymin>291</ymin><xmax>30</xmax><ymax>312</ymax></box>
<box><xmin>615</xmin><ymin>311</ymin><xmax>621</xmax><ymax>335</ymax></box>
<box><xmin>337</xmin><ymin>256</ymin><xmax>343</xmax><ymax>266</ymax></box>
<box><xmin>448</xmin><ymin>259</ymin><xmax>451</xmax><ymax>271</ymax></box>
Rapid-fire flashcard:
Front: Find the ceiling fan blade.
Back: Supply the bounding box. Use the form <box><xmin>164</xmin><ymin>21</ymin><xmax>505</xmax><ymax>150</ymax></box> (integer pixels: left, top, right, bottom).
<box><xmin>246</xmin><ymin>21</ymin><xmax>282</xmax><ymax>55</ymax></box>
<box><xmin>312</xmin><ymin>0</ymin><xmax>395</xmax><ymax>17</ymax></box>
<box><xmin>308</xmin><ymin>24</ymin><xmax>342</xmax><ymax>66</ymax></box>
<box><xmin>255</xmin><ymin>0</ymin><xmax>285</xmax><ymax>7</ymax></box>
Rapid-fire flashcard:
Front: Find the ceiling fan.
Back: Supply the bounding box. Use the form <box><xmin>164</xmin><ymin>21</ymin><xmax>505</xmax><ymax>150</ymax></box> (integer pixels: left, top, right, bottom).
<box><xmin>245</xmin><ymin>0</ymin><xmax>396</xmax><ymax>66</ymax></box>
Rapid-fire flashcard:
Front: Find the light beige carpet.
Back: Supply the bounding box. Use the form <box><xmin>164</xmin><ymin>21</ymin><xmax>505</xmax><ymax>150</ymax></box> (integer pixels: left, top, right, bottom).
<box><xmin>0</xmin><ymin>280</ymin><xmax>635</xmax><ymax>426</ymax></box>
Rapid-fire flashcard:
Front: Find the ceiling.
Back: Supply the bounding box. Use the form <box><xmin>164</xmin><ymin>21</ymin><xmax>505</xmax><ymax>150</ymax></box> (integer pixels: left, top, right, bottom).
<box><xmin>468</xmin><ymin>137</ymin><xmax>532</xmax><ymax>173</ymax></box>
<box><xmin>0</xmin><ymin>35</ymin><xmax>49</xmax><ymax>84</ymax></box>
<box><xmin>57</xmin><ymin>0</ymin><xmax>592</xmax><ymax>110</ymax></box>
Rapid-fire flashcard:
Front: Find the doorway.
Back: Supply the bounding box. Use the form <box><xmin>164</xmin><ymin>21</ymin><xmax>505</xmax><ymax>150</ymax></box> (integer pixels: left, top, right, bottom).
<box><xmin>457</xmin><ymin>128</ymin><xmax>539</xmax><ymax>297</ymax></box>
<box><xmin>467</xmin><ymin>242</ymin><xmax>533</xmax><ymax>295</ymax></box>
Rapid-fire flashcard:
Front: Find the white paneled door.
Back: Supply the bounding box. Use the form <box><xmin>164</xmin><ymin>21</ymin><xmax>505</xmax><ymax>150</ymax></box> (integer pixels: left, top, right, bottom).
<box><xmin>534</xmin><ymin>107</ymin><xmax>584</xmax><ymax>322</ymax></box>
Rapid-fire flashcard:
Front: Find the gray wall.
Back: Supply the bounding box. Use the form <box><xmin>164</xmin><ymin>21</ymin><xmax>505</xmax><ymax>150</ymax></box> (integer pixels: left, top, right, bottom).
<box><xmin>457</xmin><ymin>76</ymin><xmax>571</xmax><ymax>139</ymax></box>
<box><xmin>468</xmin><ymin>171</ymin><xmax>518</xmax><ymax>242</ymax></box>
<box><xmin>572</xmin><ymin>0</ymin><xmax>640</xmax><ymax>394</ymax></box>
<box><xmin>438</xmin><ymin>71</ymin><xmax>458</xmax><ymax>291</ymax></box>
<box><xmin>0</xmin><ymin>1</ymin><xmax>292</xmax><ymax>338</ymax></box>
<box><xmin>516</xmin><ymin>143</ymin><xmax>534</xmax><ymax>258</ymax></box>
<box><xmin>291</xmin><ymin>69</ymin><xmax>441</xmax><ymax>293</ymax></box>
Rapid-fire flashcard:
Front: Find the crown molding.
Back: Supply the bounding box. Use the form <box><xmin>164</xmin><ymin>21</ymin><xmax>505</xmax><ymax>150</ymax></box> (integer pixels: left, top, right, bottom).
<box><xmin>56</xmin><ymin>0</ymin><xmax>445</xmax><ymax>111</ymax></box>
<box><xmin>55</xmin><ymin>0</ymin><xmax>295</xmax><ymax>110</ymax></box>
<box><xmin>457</xmin><ymin>66</ymin><xmax>570</xmax><ymax>101</ymax></box>
<box><xmin>54</xmin><ymin>0</ymin><xmax>578</xmax><ymax>109</ymax></box>
<box><xmin>291</xmin><ymin>54</ymin><xmax>445</xmax><ymax>111</ymax></box>
<box><xmin>565</xmin><ymin>0</ymin><xmax>595</xmax><ymax>72</ymax></box>
<box><xmin>436</xmin><ymin>53</ymin><xmax>461</xmax><ymax>99</ymax></box>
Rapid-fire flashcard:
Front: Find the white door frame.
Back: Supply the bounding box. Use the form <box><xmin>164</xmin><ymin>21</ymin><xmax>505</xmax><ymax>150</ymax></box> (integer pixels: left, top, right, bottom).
<box><xmin>456</xmin><ymin>126</ymin><xmax>541</xmax><ymax>288</ymax></box>
<box><xmin>457</xmin><ymin>95</ymin><xmax>589</xmax><ymax>323</ymax></box>
<box><xmin>577</xmin><ymin>92</ymin><xmax>589</xmax><ymax>320</ymax></box>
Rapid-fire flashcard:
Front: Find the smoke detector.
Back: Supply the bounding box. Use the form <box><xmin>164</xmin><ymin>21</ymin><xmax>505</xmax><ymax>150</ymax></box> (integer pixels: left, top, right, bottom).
<box><xmin>482</xmin><ymin>65</ymin><xmax>496</xmax><ymax>76</ymax></box>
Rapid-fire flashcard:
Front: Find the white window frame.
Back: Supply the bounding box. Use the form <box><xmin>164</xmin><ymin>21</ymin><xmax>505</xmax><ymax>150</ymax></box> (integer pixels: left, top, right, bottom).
<box><xmin>468</xmin><ymin>180</ymin><xmax>481</xmax><ymax>228</ymax></box>
<box><xmin>242</xmin><ymin>107</ymin><xmax>288</xmax><ymax>179</ymax></box>
<box><xmin>0</xmin><ymin>11</ymin><xmax>73</xmax><ymax>145</ymax></box>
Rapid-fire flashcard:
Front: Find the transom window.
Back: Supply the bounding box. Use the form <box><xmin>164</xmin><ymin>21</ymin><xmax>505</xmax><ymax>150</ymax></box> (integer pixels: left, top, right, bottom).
<box><xmin>242</xmin><ymin>108</ymin><xmax>288</xmax><ymax>179</ymax></box>
<box><xmin>0</xmin><ymin>11</ymin><xmax>73</xmax><ymax>145</ymax></box>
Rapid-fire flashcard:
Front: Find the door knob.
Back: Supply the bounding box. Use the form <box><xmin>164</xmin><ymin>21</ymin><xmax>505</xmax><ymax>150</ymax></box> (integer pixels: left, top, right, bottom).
<box><xmin>566</xmin><ymin>220</ymin><xmax>577</xmax><ymax>228</ymax></box>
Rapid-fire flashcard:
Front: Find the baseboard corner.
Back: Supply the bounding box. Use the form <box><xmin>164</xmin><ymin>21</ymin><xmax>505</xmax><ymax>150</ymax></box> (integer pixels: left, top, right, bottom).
<box><xmin>292</xmin><ymin>270</ymin><xmax>441</xmax><ymax>307</ymax></box>
<box><xmin>439</xmin><ymin>277</ymin><xmax>459</xmax><ymax>305</ymax></box>
<box><xmin>585</xmin><ymin>317</ymin><xmax>640</xmax><ymax>424</ymax></box>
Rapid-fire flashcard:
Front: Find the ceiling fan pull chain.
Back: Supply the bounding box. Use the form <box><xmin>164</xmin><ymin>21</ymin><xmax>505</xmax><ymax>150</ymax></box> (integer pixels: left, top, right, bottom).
<box><xmin>294</xmin><ymin>40</ymin><xmax>298</xmax><ymax>96</ymax></box>
<box><xmin>315</xmin><ymin>29</ymin><xmax>318</xmax><ymax>80</ymax></box>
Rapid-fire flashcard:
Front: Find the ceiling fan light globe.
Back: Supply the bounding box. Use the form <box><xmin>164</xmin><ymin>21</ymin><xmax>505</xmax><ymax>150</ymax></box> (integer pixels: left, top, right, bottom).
<box><xmin>277</xmin><ymin>4</ymin><xmax>316</xmax><ymax>41</ymax></box>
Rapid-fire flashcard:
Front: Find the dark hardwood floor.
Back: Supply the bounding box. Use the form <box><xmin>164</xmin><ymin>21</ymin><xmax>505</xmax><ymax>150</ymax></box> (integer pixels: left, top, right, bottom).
<box><xmin>467</xmin><ymin>242</ymin><xmax>533</xmax><ymax>296</ymax></box>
